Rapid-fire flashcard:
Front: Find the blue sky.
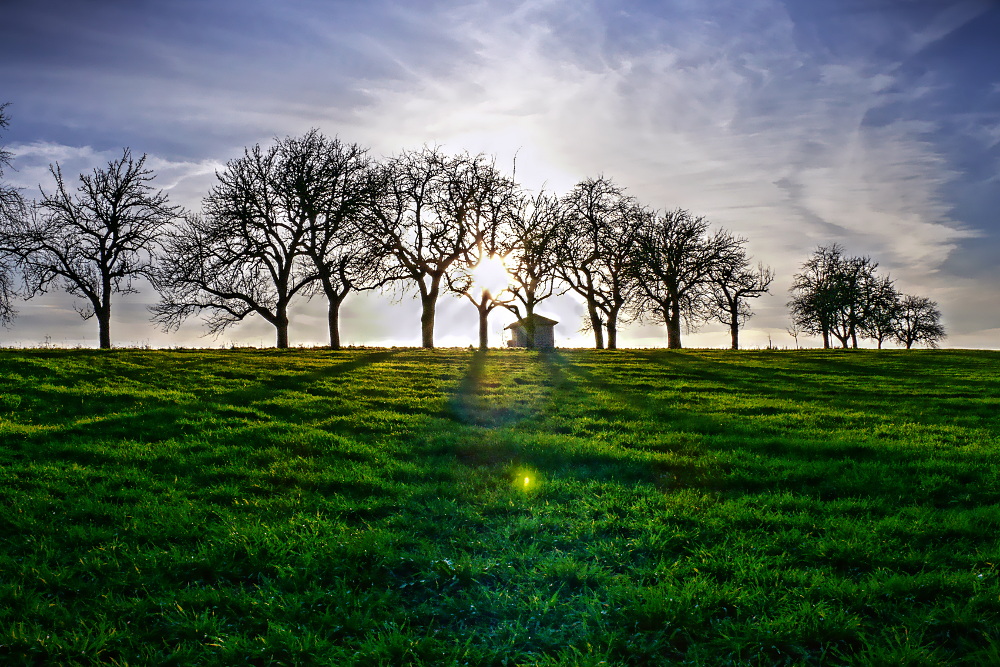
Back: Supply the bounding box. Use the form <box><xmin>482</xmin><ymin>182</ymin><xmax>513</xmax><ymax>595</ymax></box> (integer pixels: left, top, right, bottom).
<box><xmin>1</xmin><ymin>0</ymin><xmax>998</xmax><ymax>348</ymax></box>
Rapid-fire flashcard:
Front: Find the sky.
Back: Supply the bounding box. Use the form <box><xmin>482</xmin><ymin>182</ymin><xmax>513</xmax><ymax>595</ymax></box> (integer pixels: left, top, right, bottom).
<box><xmin>1</xmin><ymin>0</ymin><xmax>998</xmax><ymax>349</ymax></box>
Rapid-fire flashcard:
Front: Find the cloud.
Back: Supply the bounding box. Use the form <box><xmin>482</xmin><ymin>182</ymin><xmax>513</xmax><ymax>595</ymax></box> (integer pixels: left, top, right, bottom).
<box><xmin>353</xmin><ymin>0</ymin><xmax>969</xmax><ymax>259</ymax></box>
<box><xmin>904</xmin><ymin>0</ymin><xmax>996</xmax><ymax>55</ymax></box>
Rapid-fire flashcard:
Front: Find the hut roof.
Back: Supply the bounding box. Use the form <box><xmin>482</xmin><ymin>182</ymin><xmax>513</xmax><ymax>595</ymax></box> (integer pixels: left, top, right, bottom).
<box><xmin>504</xmin><ymin>314</ymin><xmax>559</xmax><ymax>330</ymax></box>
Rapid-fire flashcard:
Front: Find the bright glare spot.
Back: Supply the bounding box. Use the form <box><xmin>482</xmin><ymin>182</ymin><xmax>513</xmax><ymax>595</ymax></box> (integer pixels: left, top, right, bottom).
<box><xmin>471</xmin><ymin>255</ymin><xmax>511</xmax><ymax>296</ymax></box>
<box><xmin>514</xmin><ymin>467</ymin><xmax>539</xmax><ymax>492</ymax></box>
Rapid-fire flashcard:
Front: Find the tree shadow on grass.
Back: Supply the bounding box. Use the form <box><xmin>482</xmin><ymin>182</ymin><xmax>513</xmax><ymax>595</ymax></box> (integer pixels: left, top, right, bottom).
<box><xmin>488</xmin><ymin>350</ymin><xmax>1000</xmax><ymax>509</ymax></box>
<box><xmin>626</xmin><ymin>349</ymin><xmax>1000</xmax><ymax>429</ymax></box>
<box><xmin>3</xmin><ymin>349</ymin><xmax>403</xmax><ymax>466</ymax></box>
<box><xmin>442</xmin><ymin>350</ymin><xmax>709</xmax><ymax>492</ymax></box>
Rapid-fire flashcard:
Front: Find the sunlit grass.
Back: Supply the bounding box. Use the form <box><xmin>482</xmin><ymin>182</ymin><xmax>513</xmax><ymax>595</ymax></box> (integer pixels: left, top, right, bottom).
<box><xmin>0</xmin><ymin>347</ymin><xmax>998</xmax><ymax>664</ymax></box>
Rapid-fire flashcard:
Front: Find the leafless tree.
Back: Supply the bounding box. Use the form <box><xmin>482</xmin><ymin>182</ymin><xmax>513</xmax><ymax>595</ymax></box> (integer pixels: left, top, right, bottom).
<box><xmin>502</xmin><ymin>190</ymin><xmax>564</xmax><ymax>349</ymax></box>
<box><xmin>789</xmin><ymin>245</ymin><xmax>888</xmax><ymax>349</ymax></box>
<box><xmin>557</xmin><ymin>177</ymin><xmax>642</xmax><ymax>349</ymax></box>
<box><xmin>445</xmin><ymin>163</ymin><xmax>520</xmax><ymax>351</ymax></box>
<box><xmin>859</xmin><ymin>273</ymin><xmax>900</xmax><ymax>349</ymax></box>
<box><xmin>632</xmin><ymin>208</ymin><xmax>743</xmax><ymax>349</ymax></box>
<box><xmin>0</xmin><ymin>104</ymin><xmax>25</xmax><ymax>228</ymax></box>
<box><xmin>0</xmin><ymin>103</ymin><xmax>27</xmax><ymax>326</ymax></box>
<box><xmin>365</xmin><ymin>147</ymin><xmax>495</xmax><ymax>348</ymax></box>
<box><xmin>788</xmin><ymin>244</ymin><xmax>845</xmax><ymax>349</ymax></box>
<box><xmin>152</xmin><ymin>141</ymin><xmax>314</xmax><ymax>348</ymax></box>
<box><xmin>274</xmin><ymin>131</ymin><xmax>380</xmax><ymax>349</ymax></box>
<box><xmin>828</xmin><ymin>254</ymin><xmax>878</xmax><ymax>349</ymax></box>
<box><xmin>706</xmin><ymin>252</ymin><xmax>774</xmax><ymax>350</ymax></box>
<box><xmin>786</xmin><ymin>322</ymin><xmax>802</xmax><ymax>349</ymax></box>
<box><xmin>894</xmin><ymin>295</ymin><xmax>945</xmax><ymax>349</ymax></box>
<box><xmin>6</xmin><ymin>149</ymin><xmax>178</xmax><ymax>348</ymax></box>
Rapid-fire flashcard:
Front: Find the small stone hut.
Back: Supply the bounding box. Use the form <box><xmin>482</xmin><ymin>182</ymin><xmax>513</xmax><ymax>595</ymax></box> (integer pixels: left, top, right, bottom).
<box><xmin>505</xmin><ymin>314</ymin><xmax>558</xmax><ymax>349</ymax></box>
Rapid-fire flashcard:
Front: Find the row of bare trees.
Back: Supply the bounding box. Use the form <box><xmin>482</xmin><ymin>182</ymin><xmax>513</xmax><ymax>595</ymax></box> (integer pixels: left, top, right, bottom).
<box><xmin>788</xmin><ymin>244</ymin><xmax>945</xmax><ymax>349</ymax></box>
<box><xmin>4</xmin><ymin>119</ymin><xmax>940</xmax><ymax>353</ymax></box>
<box><xmin>555</xmin><ymin>180</ymin><xmax>773</xmax><ymax>350</ymax></box>
<box><xmin>1</xmin><ymin>121</ymin><xmax>778</xmax><ymax>349</ymax></box>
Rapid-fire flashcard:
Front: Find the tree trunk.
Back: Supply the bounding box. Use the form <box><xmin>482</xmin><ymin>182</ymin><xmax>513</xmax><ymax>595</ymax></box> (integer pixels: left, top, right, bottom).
<box><xmin>524</xmin><ymin>305</ymin><xmax>536</xmax><ymax>350</ymax></box>
<box><xmin>588</xmin><ymin>301</ymin><xmax>604</xmax><ymax>349</ymax></box>
<box><xmin>420</xmin><ymin>302</ymin><xmax>435</xmax><ymax>348</ymax></box>
<box><xmin>477</xmin><ymin>300</ymin><xmax>489</xmax><ymax>351</ymax></box>
<box><xmin>606</xmin><ymin>311</ymin><xmax>618</xmax><ymax>350</ymax></box>
<box><xmin>276</xmin><ymin>306</ymin><xmax>289</xmax><ymax>349</ymax></box>
<box><xmin>97</xmin><ymin>293</ymin><xmax>111</xmax><ymax>349</ymax></box>
<box><xmin>822</xmin><ymin>327</ymin><xmax>830</xmax><ymax>349</ymax></box>
<box><xmin>730</xmin><ymin>320</ymin><xmax>739</xmax><ymax>350</ymax></box>
<box><xmin>98</xmin><ymin>312</ymin><xmax>111</xmax><ymax>349</ymax></box>
<box><xmin>327</xmin><ymin>296</ymin><xmax>342</xmax><ymax>349</ymax></box>
<box><xmin>667</xmin><ymin>300</ymin><xmax>682</xmax><ymax>349</ymax></box>
<box><xmin>420</xmin><ymin>288</ymin><xmax>438</xmax><ymax>349</ymax></box>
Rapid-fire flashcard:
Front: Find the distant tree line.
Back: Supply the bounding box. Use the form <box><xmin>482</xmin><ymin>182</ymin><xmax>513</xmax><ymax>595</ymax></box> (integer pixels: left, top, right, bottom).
<box><xmin>0</xmin><ymin>108</ymin><xmax>946</xmax><ymax>350</ymax></box>
<box><xmin>788</xmin><ymin>244</ymin><xmax>945</xmax><ymax>349</ymax></box>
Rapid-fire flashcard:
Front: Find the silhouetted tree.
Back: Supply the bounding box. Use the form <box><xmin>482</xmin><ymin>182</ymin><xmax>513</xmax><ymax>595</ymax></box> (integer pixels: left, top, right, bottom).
<box><xmin>0</xmin><ymin>104</ymin><xmax>25</xmax><ymax>228</ymax></box>
<box><xmin>859</xmin><ymin>273</ymin><xmax>900</xmax><ymax>349</ymax></box>
<box><xmin>632</xmin><ymin>208</ymin><xmax>743</xmax><ymax>349</ymax></box>
<box><xmin>502</xmin><ymin>191</ymin><xmax>564</xmax><ymax>349</ymax></box>
<box><xmin>276</xmin><ymin>131</ymin><xmax>379</xmax><ymax>349</ymax></box>
<box><xmin>365</xmin><ymin>147</ymin><xmax>494</xmax><ymax>348</ymax></box>
<box><xmin>790</xmin><ymin>245</ymin><xmax>893</xmax><ymax>349</ymax></box>
<box><xmin>706</xmin><ymin>253</ymin><xmax>774</xmax><ymax>350</ymax></box>
<box><xmin>7</xmin><ymin>149</ymin><xmax>178</xmax><ymax>348</ymax></box>
<box><xmin>788</xmin><ymin>244</ymin><xmax>846</xmax><ymax>349</ymax></box>
<box><xmin>153</xmin><ymin>141</ymin><xmax>315</xmax><ymax>347</ymax></box>
<box><xmin>0</xmin><ymin>103</ymin><xmax>27</xmax><ymax>326</ymax></box>
<box><xmin>445</xmin><ymin>162</ymin><xmax>519</xmax><ymax>351</ymax></box>
<box><xmin>828</xmin><ymin>254</ymin><xmax>878</xmax><ymax>349</ymax></box>
<box><xmin>557</xmin><ymin>177</ymin><xmax>641</xmax><ymax>349</ymax></box>
<box><xmin>894</xmin><ymin>295</ymin><xmax>945</xmax><ymax>349</ymax></box>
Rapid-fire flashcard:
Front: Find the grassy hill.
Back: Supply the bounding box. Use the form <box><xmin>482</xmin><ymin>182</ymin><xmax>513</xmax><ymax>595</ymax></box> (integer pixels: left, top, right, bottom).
<box><xmin>1</xmin><ymin>348</ymin><xmax>998</xmax><ymax>665</ymax></box>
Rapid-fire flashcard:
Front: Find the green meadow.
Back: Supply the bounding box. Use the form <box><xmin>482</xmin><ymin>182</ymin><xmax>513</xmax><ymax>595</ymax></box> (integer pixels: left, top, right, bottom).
<box><xmin>0</xmin><ymin>348</ymin><xmax>998</xmax><ymax>665</ymax></box>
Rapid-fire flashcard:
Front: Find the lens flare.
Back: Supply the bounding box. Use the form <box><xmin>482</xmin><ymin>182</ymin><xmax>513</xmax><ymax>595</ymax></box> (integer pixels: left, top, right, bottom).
<box><xmin>515</xmin><ymin>468</ymin><xmax>539</xmax><ymax>492</ymax></box>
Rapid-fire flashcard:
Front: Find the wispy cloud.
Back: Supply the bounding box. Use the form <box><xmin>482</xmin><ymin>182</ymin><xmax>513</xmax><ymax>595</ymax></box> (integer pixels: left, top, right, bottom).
<box><xmin>351</xmin><ymin>0</ymin><xmax>970</xmax><ymax>271</ymax></box>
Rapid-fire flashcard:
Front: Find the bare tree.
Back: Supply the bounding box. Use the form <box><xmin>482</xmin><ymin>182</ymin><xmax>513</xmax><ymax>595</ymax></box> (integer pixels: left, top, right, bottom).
<box><xmin>632</xmin><ymin>208</ymin><xmax>743</xmax><ymax>349</ymax></box>
<box><xmin>0</xmin><ymin>103</ymin><xmax>27</xmax><ymax>326</ymax></box>
<box><xmin>275</xmin><ymin>131</ymin><xmax>378</xmax><ymax>349</ymax></box>
<box><xmin>152</xmin><ymin>141</ymin><xmax>314</xmax><ymax>347</ymax></box>
<box><xmin>894</xmin><ymin>295</ymin><xmax>945</xmax><ymax>349</ymax></box>
<box><xmin>786</xmin><ymin>322</ymin><xmax>802</xmax><ymax>349</ymax></box>
<box><xmin>828</xmin><ymin>254</ymin><xmax>878</xmax><ymax>349</ymax></box>
<box><xmin>502</xmin><ymin>190</ymin><xmax>564</xmax><ymax>349</ymax></box>
<box><xmin>0</xmin><ymin>103</ymin><xmax>25</xmax><ymax>229</ymax></box>
<box><xmin>365</xmin><ymin>147</ymin><xmax>494</xmax><ymax>348</ymax></box>
<box><xmin>789</xmin><ymin>245</ymin><xmax>891</xmax><ymax>349</ymax></box>
<box><xmin>445</xmin><ymin>163</ymin><xmax>519</xmax><ymax>351</ymax></box>
<box><xmin>859</xmin><ymin>273</ymin><xmax>900</xmax><ymax>349</ymax></box>
<box><xmin>788</xmin><ymin>244</ymin><xmax>845</xmax><ymax>349</ymax></box>
<box><xmin>6</xmin><ymin>149</ymin><xmax>178</xmax><ymax>348</ymax></box>
<box><xmin>557</xmin><ymin>177</ymin><xmax>641</xmax><ymax>349</ymax></box>
<box><xmin>706</xmin><ymin>253</ymin><xmax>774</xmax><ymax>350</ymax></box>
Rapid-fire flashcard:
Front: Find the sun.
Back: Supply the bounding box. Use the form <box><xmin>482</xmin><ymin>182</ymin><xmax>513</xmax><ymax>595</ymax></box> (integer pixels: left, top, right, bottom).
<box><xmin>471</xmin><ymin>254</ymin><xmax>511</xmax><ymax>297</ymax></box>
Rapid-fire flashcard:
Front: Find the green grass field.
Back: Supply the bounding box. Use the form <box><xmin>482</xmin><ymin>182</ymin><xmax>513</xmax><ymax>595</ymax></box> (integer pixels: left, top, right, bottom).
<box><xmin>1</xmin><ymin>347</ymin><xmax>998</xmax><ymax>665</ymax></box>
